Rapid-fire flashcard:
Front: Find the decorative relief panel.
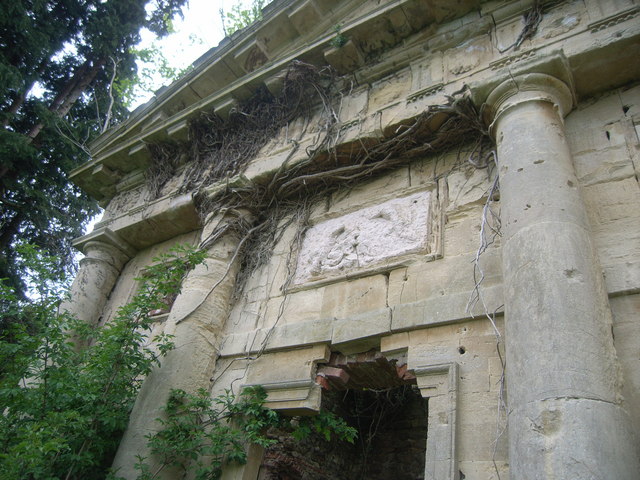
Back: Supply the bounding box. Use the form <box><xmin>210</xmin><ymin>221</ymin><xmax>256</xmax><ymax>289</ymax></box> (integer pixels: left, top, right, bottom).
<box><xmin>294</xmin><ymin>191</ymin><xmax>432</xmax><ymax>283</ymax></box>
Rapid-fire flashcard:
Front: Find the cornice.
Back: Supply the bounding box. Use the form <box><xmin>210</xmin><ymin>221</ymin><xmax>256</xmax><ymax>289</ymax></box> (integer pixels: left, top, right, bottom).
<box><xmin>72</xmin><ymin>0</ymin><xmax>484</xmax><ymax>203</ymax></box>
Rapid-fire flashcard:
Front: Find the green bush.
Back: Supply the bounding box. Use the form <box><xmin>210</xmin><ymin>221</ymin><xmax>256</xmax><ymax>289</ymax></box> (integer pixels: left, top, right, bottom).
<box><xmin>0</xmin><ymin>244</ymin><xmax>205</xmax><ymax>480</ymax></box>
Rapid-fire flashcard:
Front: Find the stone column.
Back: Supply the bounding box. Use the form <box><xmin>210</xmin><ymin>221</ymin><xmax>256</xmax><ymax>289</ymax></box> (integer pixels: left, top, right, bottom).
<box><xmin>61</xmin><ymin>227</ymin><xmax>134</xmax><ymax>325</ymax></box>
<box><xmin>112</xmin><ymin>212</ymin><xmax>245</xmax><ymax>479</ymax></box>
<box><xmin>485</xmin><ymin>73</ymin><xmax>639</xmax><ymax>479</ymax></box>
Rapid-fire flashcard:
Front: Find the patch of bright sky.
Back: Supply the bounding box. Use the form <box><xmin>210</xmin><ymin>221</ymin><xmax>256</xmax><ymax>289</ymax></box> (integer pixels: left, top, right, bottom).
<box><xmin>132</xmin><ymin>0</ymin><xmax>255</xmax><ymax>107</ymax></box>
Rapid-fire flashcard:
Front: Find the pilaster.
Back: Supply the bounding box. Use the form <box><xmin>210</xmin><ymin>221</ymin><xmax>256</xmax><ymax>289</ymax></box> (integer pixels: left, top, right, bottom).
<box><xmin>111</xmin><ymin>211</ymin><xmax>248</xmax><ymax>479</ymax></box>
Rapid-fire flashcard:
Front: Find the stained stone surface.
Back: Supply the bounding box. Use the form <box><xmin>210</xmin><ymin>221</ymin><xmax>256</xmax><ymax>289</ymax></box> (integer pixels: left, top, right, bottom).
<box><xmin>294</xmin><ymin>191</ymin><xmax>431</xmax><ymax>282</ymax></box>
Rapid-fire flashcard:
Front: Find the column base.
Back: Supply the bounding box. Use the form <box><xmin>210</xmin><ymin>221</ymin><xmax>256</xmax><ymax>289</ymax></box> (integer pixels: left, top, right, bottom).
<box><xmin>509</xmin><ymin>397</ymin><xmax>640</xmax><ymax>480</ymax></box>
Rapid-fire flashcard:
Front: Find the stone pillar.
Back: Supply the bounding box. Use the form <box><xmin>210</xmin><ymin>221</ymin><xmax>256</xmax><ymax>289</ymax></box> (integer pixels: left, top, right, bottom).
<box><xmin>61</xmin><ymin>227</ymin><xmax>134</xmax><ymax>325</ymax></box>
<box><xmin>485</xmin><ymin>73</ymin><xmax>639</xmax><ymax>479</ymax></box>
<box><xmin>112</xmin><ymin>213</ymin><xmax>245</xmax><ymax>479</ymax></box>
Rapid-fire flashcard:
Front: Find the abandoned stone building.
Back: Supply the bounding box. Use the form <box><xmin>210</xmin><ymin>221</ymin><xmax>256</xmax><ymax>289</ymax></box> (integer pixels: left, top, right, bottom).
<box><xmin>65</xmin><ymin>0</ymin><xmax>640</xmax><ymax>478</ymax></box>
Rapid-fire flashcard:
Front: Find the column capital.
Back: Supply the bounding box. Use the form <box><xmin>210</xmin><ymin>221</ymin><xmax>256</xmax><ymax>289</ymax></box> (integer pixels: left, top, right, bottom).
<box><xmin>73</xmin><ymin>227</ymin><xmax>136</xmax><ymax>258</ymax></box>
<box><xmin>73</xmin><ymin>227</ymin><xmax>136</xmax><ymax>271</ymax></box>
<box><xmin>484</xmin><ymin>73</ymin><xmax>574</xmax><ymax>138</ymax></box>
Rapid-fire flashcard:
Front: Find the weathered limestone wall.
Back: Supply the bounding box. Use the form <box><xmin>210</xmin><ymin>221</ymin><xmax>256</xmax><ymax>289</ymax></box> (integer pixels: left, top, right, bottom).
<box><xmin>93</xmin><ymin>81</ymin><xmax>640</xmax><ymax>479</ymax></box>
<box><xmin>215</xmin><ymin>149</ymin><xmax>508</xmax><ymax>479</ymax></box>
<box><xmin>567</xmin><ymin>83</ymin><xmax>640</xmax><ymax>437</ymax></box>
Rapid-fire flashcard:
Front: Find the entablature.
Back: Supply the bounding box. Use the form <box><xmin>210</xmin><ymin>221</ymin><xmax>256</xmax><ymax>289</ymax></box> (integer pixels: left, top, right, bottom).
<box><xmin>71</xmin><ymin>0</ymin><xmax>640</xmax><ymax>249</ymax></box>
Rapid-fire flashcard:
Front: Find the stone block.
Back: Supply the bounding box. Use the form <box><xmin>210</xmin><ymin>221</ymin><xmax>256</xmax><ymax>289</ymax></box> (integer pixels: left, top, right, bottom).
<box><xmin>261</xmin><ymin>287</ymin><xmax>325</xmax><ymax>328</ymax></box>
<box><xmin>619</xmin><ymin>82</ymin><xmax>640</xmax><ymax>117</ymax></box>
<box><xmin>458</xmin><ymin>361</ymin><xmax>490</xmax><ymax>395</ymax></box>
<box><xmin>443</xmin><ymin>204</ymin><xmax>486</xmax><ymax>257</ymax></box>
<box><xmin>493</xmin><ymin>15</ymin><xmax>525</xmax><ymax>53</ymax></box>
<box><xmin>410</xmin><ymin>53</ymin><xmax>444</xmax><ymax>92</ymax></box>
<box><xmin>338</xmin><ymin>85</ymin><xmax>368</xmax><ymax>123</ymax></box>
<box><xmin>610</xmin><ymin>294</ymin><xmax>640</xmax><ymax>435</ymax></box>
<box><xmin>380</xmin><ymin>331</ymin><xmax>410</xmax><ymax>354</ymax></box>
<box><xmin>392</xmin><ymin>284</ymin><xmax>504</xmax><ymax>332</ymax></box>
<box><xmin>567</xmin><ymin>115</ymin><xmax>627</xmax><ymax>155</ymax></box>
<box><xmin>538</xmin><ymin>3</ymin><xmax>584</xmax><ymax>40</ymax></box>
<box><xmin>263</xmin><ymin>253</ymin><xmax>293</xmax><ymax>298</ymax></box>
<box><xmin>210</xmin><ymin>357</ymin><xmax>251</xmax><ymax>397</ymax></box>
<box><xmin>264</xmin><ymin>318</ymin><xmax>333</xmax><ymax>350</ymax></box>
<box><xmin>287</xmin><ymin>0</ymin><xmax>322</xmax><ymax>35</ymax></box>
<box><xmin>331</xmin><ymin>307</ymin><xmax>392</xmax><ymax>346</ymax></box>
<box><xmin>387</xmin><ymin>266</ymin><xmax>408</xmax><ymax>305</ymax></box>
<box><xmin>320</xmin><ymin>274</ymin><xmax>388</xmax><ymax>319</ymax></box>
<box><xmin>326</xmin><ymin>167</ymin><xmax>411</xmax><ymax>217</ymax></box>
<box><xmin>243</xmin><ymin>146</ymin><xmax>307</xmax><ymax>185</ymax></box>
<box><xmin>323</xmin><ymin>39</ymin><xmax>365</xmax><ymax>75</ymax></box>
<box><xmin>446</xmin><ymin>163</ymin><xmax>495</xmax><ymax>211</ymax></box>
<box><xmin>457</xmin><ymin>416</ymin><xmax>507</xmax><ymax>461</ymax></box>
<box><xmin>225</xmin><ymin>299</ymin><xmax>263</xmax><ymax>335</ymax></box>
<box><xmin>409</xmin><ymin>151</ymin><xmax>456</xmax><ymax>187</ymax></box>
<box><xmin>388</xmin><ymin>250</ymin><xmax>502</xmax><ymax>306</ymax></box>
<box><xmin>488</xmin><ymin>355</ymin><xmax>506</xmax><ymax>393</ymax></box>
<box><xmin>583</xmin><ymin>177</ymin><xmax>640</xmax><ymax>267</ymax></box>
<box><xmin>245</xmin><ymin>344</ymin><xmax>330</xmax><ymax>386</ymax></box>
<box><xmin>444</xmin><ymin>35</ymin><xmax>493</xmax><ymax>80</ymax></box>
<box><xmin>572</xmin><ymin>146</ymin><xmax>635</xmax><ymax>187</ymax></box>
<box><xmin>219</xmin><ymin>332</ymin><xmax>250</xmax><ymax>357</ymax></box>
<box><xmin>604</xmin><ymin>260</ymin><xmax>640</xmax><ymax>295</ymax></box>
<box><xmin>368</xmin><ymin>69</ymin><xmax>412</xmax><ymax>112</ymax></box>
<box><xmin>567</xmin><ymin>89</ymin><xmax>626</xmax><ymax>131</ymax></box>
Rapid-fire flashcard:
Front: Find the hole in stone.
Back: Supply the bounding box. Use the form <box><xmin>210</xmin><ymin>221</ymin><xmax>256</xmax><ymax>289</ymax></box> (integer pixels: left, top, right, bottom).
<box><xmin>533</xmin><ymin>159</ymin><xmax>544</xmax><ymax>164</ymax></box>
<box><xmin>567</xmin><ymin>180</ymin><xmax>575</xmax><ymax>187</ymax></box>
<box><xmin>458</xmin><ymin>346</ymin><xmax>466</xmax><ymax>355</ymax></box>
<box><xmin>517</xmin><ymin>168</ymin><xmax>523</xmax><ymax>172</ymax></box>
<box><xmin>259</xmin><ymin>351</ymin><xmax>427</xmax><ymax>480</ymax></box>
<box><xmin>623</xmin><ymin>105</ymin><xmax>630</xmax><ymax>114</ymax></box>
<box><xmin>606</xmin><ymin>130</ymin><xmax>611</xmax><ymax>140</ymax></box>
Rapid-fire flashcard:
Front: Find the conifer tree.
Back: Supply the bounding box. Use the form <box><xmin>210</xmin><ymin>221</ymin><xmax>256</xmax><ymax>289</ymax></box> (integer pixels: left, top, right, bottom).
<box><xmin>0</xmin><ymin>0</ymin><xmax>188</xmax><ymax>298</ymax></box>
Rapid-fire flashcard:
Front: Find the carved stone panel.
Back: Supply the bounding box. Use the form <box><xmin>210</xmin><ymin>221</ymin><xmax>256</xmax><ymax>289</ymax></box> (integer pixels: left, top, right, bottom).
<box><xmin>295</xmin><ymin>191</ymin><xmax>432</xmax><ymax>284</ymax></box>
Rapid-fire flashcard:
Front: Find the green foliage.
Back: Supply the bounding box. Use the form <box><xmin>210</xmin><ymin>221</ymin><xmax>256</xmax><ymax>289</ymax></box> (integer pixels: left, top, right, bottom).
<box><xmin>220</xmin><ymin>0</ymin><xmax>268</xmax><ymax>37</ymax></box>
<box><xmin>0</xmin><ymin>243</ymin><xmax>205</xmax><ymax>480</ymax></box>
<box><xmin>292</xmin><ymin>409</ymin><xmax>358</xmax><ymax>444</ymax></box>
<box><xmin>329</xmin><ymin>24</ymin><xmax>348</xmax><ymax>49</ymax></box>
<box><xmin>118</xmin><ymin>44</ymin><xmax>193</xmax><ymax>108</ymax></box>
<box><xmin>137</xmin><ymin>386</ymin><xmax>278</xmax><ymax>480</ymax></box>
<box><xmin>0</xmin><ymin>0</ymin><xmax>189</xmax><ymax>300</ymax></box>
<box><xmin>137</xmin><ymin>387</ymin><xmax>356</xmax><ymax>479</ymax></box>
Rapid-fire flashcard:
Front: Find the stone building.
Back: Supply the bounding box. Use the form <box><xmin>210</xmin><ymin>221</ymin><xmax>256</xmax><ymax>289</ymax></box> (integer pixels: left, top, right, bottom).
<box><xmin>66</xmin><ymin>0</ymin><xmax>640</xmax><ymax>478</ymax></box>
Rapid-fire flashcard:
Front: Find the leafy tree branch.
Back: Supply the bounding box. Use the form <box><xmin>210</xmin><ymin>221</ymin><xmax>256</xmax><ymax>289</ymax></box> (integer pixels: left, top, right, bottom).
<box><xmin>0</xmin><ymin>243</ymin><xmax>205</xmax><ymax>480</ymax></box>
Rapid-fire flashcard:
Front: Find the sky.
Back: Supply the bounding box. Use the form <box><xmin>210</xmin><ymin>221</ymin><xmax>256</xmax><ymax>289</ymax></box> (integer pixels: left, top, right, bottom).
<box><xmin>133</xmin><ymin>0</ymin><xmax>256</xmax><ymax>106</ymax></box>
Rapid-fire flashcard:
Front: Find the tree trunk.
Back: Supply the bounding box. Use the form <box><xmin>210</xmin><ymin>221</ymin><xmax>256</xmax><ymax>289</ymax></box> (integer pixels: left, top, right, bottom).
<box><xmin>27</xmin><ymin>57</ymin><xmax>106</xmax><ymax>142</ymax></box>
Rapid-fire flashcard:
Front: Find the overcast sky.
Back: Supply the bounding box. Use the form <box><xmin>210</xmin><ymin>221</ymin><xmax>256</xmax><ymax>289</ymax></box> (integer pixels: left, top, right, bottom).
<box><xmin>134</xmin><ymin>0</ymin><xmax>255</xmax><ymax>106</ymax></box>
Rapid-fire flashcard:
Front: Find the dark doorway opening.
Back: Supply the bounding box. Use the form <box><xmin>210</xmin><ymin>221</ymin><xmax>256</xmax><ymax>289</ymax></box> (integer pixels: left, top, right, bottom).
<box><xmin>257</xmin><ymin>350</ymin><xmax>428</xmax><ymax>480</ymax></box>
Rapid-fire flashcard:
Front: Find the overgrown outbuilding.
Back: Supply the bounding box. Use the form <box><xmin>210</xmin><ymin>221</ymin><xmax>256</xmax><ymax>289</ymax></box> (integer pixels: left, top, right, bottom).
<box><xmin>67</xmin><ymin>1</ymin><xmax>640</xmax><ymax>478</ymax></box>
